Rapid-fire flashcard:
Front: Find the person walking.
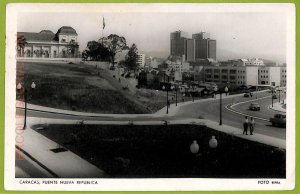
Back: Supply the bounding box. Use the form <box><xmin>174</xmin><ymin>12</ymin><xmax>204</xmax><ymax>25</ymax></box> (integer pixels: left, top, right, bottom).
<box><xmin>243</xmin><ymin>116</ymin><xmax>249</xmax><ymax>135</ymax></box>
<box><xmin>249</xmin><ymin>117</ymin><xmax>255</xmax><ymax>135</ymax></box>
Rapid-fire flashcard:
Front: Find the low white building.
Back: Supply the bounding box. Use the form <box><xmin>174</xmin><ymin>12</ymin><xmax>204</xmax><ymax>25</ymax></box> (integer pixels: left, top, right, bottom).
<box><xmin>17</xmin><ymin>26</ymin><xmax>79</xmax><ymax>58</ymax></box>
<box><xmin>280</xmin><ymin>66</ymin><xmax>287</xmax><ymax>86</ymax></box>
<box><xmin>202</xmin><ymin>65</ymin><xmax>282</xmax><ymax>86</ymax></box>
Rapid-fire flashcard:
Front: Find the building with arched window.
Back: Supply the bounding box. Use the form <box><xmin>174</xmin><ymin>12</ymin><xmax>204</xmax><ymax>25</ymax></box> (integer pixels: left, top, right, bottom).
<box><xmin>17</xmin><ymin>26</ymin><xmax>79</xmax><ymax>58</ymax></box>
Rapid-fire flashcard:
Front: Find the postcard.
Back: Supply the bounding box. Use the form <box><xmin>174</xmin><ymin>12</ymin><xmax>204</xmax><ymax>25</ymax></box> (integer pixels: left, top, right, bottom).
<box><xmin>5</xmin><ymin>3</ymin><xmax>295</xmax><ymax>191</ymax></box>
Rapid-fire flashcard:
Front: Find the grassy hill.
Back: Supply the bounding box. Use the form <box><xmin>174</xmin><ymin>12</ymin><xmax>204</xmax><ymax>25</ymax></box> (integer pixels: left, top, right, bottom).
<box><xmin>17</xmin><ymin>61</ymin><xmax>157</xmax><ymax>114</ymax></box>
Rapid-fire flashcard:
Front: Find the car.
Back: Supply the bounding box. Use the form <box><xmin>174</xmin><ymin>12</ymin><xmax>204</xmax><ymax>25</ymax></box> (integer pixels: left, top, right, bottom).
<box><xmin>244</xmin><ymin>93</ymin><xmax>250</xmax><ymax>97</ymax></box>
<box><xmin>269</xmin><ymin>114</ymin><xmax>286</xmax><ymax>127</ymax></box>
<box><xmin>249</xmin><ymin>102</ymin><xmax>260</xmax><ymax>111</ymax></box>
<box><xmin>244</xmin><ymin>91</ymin><xmax>253</xmax><ymax>97</ymax></box>
<box><xmin>239</xmin><ymin>85</ymin><xmax>248</xmax><ymax>90</ymax></box>
<box><xmin>272</xmin><ymin>94</ymin><xmax>278</xmax><ymax>99</ymax></box>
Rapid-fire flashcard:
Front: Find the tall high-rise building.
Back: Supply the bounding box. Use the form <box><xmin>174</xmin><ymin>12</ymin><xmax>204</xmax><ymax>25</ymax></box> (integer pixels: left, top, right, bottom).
<box><xmin>170</xmin><ymin>31</ymin><xmax>188</xmax><ymax>57</ymax></box>
<box><xmin>185</xmin><ymin>38</ymin><xmax>195</xmax><ymax>61</ymax></box>
<box><xmin>208</xmin><ymin>39</ymin><xmax>216</xmax><ymax>60</ymax></box>
<box><xmin>170</xmin><ymin>31</ymin><xmax>217</xmax><ymax>62</ymax></box>
<box><xmin>193</xmin><ymin>32</ymin><xmax>216</xmax><ymax>61</ymax></box>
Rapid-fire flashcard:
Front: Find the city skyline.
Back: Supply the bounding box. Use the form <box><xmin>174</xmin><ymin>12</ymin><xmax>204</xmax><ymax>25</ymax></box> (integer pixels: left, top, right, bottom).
<box><xmin>18</xmin><ymin>8</ymin><xmax>287</xmax><ymax>63</ymax></box>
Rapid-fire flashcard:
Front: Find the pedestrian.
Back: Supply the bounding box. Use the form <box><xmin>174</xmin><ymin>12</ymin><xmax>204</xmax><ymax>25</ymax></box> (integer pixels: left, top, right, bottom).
<box><xmin>243</xmin><ymin>116</ymin><xmax>249</xmax><ymax>135</ymax></box>
<box><xmin>249</xmin><ymin>117</ymin><xmax>255</xmax><ymax>135</ymax></box>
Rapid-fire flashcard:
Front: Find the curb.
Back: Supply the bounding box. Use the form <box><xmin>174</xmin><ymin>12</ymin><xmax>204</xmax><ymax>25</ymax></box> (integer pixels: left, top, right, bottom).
<box><xmin>268</xmin><ymin>104</ymin><xmax>286</xmax><ymax>113</ymax></box>
<box><xmin>16</xmin><ymin>145</ymin><xmax>59</xmax><ymax>178</ymax></box>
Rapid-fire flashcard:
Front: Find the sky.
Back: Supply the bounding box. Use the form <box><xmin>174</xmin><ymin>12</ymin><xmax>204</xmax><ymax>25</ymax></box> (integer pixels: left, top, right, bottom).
<box><xmin>18</xmin><ymin>11</ymin><xmax>287</xmax><ymax>63</ymax></box>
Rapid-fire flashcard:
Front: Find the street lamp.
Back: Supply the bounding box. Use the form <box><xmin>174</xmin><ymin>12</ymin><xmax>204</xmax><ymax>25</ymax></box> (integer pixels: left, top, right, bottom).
<box><xmin>271</xmin><ymin>89</ymin><xmax>274</xmax><ymax>107</ymax></box>
<box><xmin>214</xmin><ymin>87</ymin><xmax>218</xmax><ymax>99</ymax></box>
<box><xmin>171</xmin><ymin>85</ymin><xmax>178</xmax><ymax>106</ymax></box>
<box><xmin>219</xmin><ymin>88</ymin><xmax>222</xmax><ymax>125</ymax></box>
<box><xmin>209</xmin><ymin>136</ymin><xmax>218</xmax><ymax>149</ymax></box>
<box><xmin>190</xmin><ymin>140</ymin><xmax>199</xmax><ymax>155</ymax></box>
<box><xmin>17</xmin><ymin>82</ymin><xmax>36</xmax><ymax>129</ymax></box>
<box><xmin>162</xmin><ymin>85</ymin><xmax>169</xmax><ymax>114</ymax></box>
<box><xmin>190</xmin><ymin>85</ymin><xmax>195</xmax><ymax>102</ymax></box>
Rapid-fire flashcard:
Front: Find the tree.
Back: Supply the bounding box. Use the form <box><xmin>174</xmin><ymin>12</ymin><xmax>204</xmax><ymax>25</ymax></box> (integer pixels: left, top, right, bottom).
<box><xmin>82</xmin><ymin>41</ymin><xmax>111</xmax><ymax>61</ymax></box>
<box><xmin>100</xmin><ymin>34</ymin><xmax>128</xmax><ymax>65</ymax></box>
<box><xmin>125</xmin><ymin>44</ymin><xmax>139</xmax><ymax>71</ymax></box>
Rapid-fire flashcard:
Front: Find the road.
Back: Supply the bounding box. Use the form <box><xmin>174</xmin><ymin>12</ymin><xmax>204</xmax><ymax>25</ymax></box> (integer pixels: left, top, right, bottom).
<box><xmin>175</xmin><ymin>91</ymin><xmax>286</xmax><ymax>139</ymax></box>
<box><xmin>16</xmin><ymin>91</ymin><xmax>285</xmax><ymax>140</ymax></box>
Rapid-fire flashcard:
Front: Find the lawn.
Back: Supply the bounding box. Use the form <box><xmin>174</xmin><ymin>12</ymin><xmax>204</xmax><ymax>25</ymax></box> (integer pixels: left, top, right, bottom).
<box><xmin>33</xmin><ymin>124</ymin><xmax>285</xmax><ymax>178</ymax></box>
<box><xmin>17</xmin><ymin>62</ymin><xmax>149</xmax><ymax>114</ymax></box>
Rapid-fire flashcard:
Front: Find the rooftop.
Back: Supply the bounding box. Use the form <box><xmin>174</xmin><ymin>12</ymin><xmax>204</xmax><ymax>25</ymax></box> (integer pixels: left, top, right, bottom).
<box><xmin>17</xmin><ymin>30</ymin><xmax>55</xmax><ymax>42</ymax></box>
<box><xmin>56</xmin><ymin>26</ymin><xmax>78</xmax><ymax>35</ymax></box>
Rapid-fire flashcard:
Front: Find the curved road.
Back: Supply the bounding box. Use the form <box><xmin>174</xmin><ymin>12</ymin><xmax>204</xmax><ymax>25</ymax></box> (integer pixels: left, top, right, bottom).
<box><xmin>175</xmin><ymin>91</ymin><xmax>286</xmax><ymax>139</ymax></box>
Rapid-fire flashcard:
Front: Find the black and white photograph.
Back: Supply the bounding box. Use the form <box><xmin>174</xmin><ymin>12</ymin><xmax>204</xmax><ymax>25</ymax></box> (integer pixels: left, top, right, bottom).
<box><xmin>5</xmin><ymin>3</ymin><xmax>295</xmax><ymax>191</ymax></box>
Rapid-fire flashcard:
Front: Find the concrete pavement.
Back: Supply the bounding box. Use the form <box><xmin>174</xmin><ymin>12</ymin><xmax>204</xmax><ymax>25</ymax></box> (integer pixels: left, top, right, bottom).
<box><xmin>16</xmin><ymin>117</ymin><xmax>106</xmax><ymax>178</ymax></box>
<box><xmin>269</xmin><ymin>101</ymin><xmax>286</xmax><ymax>113</ymax></box>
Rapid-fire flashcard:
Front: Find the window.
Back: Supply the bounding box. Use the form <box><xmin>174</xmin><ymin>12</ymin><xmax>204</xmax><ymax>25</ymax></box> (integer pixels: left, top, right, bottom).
<box><xmin>214</xmin><ymin>75</ymin><xmax>219</xmax><ymax>79</ymax></box>
<box><xmin>230</xmin><ymin>76</ymin><xmax>236</xmax><ymax>80</ymax></box>
<box><xmin>214</xmin><ymin>69</ymin><xmax>220</xmax><ymax>73</ymax></box>
<box><xmin>230</xmin><ymin>70</ymin><xmax>236</xmax><ymax>74</ymax></box>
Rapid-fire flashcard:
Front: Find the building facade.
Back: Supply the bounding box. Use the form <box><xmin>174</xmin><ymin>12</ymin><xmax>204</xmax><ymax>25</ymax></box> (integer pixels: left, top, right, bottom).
<box><xmin>200</xmin><ymin>65</ymin><xmax>284</xmax><ymax>87</ymax></box>
<box><xmin>280</xmin><ymin>66</ymin><xmax>287</xmax><ymax>86</ymax></box>
<box><xmin>137</xmin><ymin>53</ymin><xmax>146</xmax><ymax>67</ymax></box>
<box><xmin>17</xmin><ymin>26</ymin><xmax>79</xmax><ymax>58</ymax></box>
<box><xmin>170</xmin><ymin>31</ymin><xmax>217</xmax><ymax>62</ymax></box>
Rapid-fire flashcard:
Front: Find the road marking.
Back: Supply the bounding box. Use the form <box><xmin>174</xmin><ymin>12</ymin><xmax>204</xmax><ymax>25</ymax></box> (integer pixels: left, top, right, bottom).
<box><xmin>231</xmin><ymin>95</ymin><xmax>271</xmax><ymax>109</ymax></box>
<box><xmin>225</xmin><ymin>95</ymin><xmax>272</xmax><ymax>121</ymax></box>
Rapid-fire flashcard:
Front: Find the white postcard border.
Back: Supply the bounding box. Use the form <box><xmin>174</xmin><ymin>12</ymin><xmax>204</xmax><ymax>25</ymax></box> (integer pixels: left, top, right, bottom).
<box><xmin>5</xmin><ymin>3</ymin><xmax>295</xmax><ymax>191</ymax></box>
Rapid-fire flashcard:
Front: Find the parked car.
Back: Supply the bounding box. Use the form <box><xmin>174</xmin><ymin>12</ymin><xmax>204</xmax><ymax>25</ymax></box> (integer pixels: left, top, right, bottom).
<box><xmin>239</xmin><ymin>85</ymin><xmax>248</xmax><ymax>90</ymax></box>
<box><xmin>269</xmin><ymin>114</ymin><xmax>286</xmax><ymax>127</ymax></box>
<box><xmin>249</xmin><ymin>102</ymin><xmax>260</xmax><ymax>111</ymax></box>
<box><xmin>272</xmin><ymin>94</ymin><xmax>278</xmax><ymax>99</ymax></box>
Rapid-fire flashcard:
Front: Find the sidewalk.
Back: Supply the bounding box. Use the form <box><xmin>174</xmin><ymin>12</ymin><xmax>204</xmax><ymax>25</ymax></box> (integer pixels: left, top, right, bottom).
<box><xmin>269</xmin><ymin>101</ymin><xmax>286</xmax><ymax>113</ymax></box>
<box><xmin>16</xmin><ymin>117</ymin><xmax>106</xmax><ymax>178</ymax></box>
